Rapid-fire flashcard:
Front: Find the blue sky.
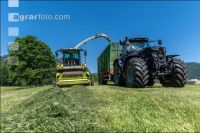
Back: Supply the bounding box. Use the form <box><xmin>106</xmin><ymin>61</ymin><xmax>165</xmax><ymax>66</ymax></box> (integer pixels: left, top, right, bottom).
<box><xmin>1</xmin><ymin>1</ymin><xmax>200</xmax><ymax>72</ymax></box>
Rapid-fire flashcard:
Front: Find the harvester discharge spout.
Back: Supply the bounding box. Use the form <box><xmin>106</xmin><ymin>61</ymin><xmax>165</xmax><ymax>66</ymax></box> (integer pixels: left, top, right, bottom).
<box><xmin>74</xmin><ymin>33</ymin><xmax>111</xmax><ymax>49</ymax></box>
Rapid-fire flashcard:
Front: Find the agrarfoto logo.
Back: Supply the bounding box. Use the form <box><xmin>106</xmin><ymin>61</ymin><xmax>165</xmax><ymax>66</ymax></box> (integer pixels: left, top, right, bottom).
<box><xmin>8</xmin><ymin>13</ymin><xmax>71</xmax><ymax>22</ymax></box>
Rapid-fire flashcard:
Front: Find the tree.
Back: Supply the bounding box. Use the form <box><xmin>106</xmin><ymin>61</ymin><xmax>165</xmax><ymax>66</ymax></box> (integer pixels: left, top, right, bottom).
<box><xmin>8</xmin><ymin>36</ymin><xmax>55</xmax><ymax>86</ymax></box>
<box><xmin>0</xmin><ymin>55</ymin><xmax>9</xmax><ymax>86</ymax></box>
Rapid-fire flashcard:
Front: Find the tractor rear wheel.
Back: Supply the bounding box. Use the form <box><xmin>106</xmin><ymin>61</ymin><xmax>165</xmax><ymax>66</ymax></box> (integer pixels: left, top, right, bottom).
<box><xmin>161</xmin><ymin>58</ymin><xmax>188</xmax><ymax>87</ymax></box>
<box><xmin>113</xmin><ymin>61</ymin><xmax>125</xmax><ymax>86</ymax></box>
<box><xmin>124</xmin><ymin>57</ymin><xmax>149</xmax><ymax>88</ymax></box>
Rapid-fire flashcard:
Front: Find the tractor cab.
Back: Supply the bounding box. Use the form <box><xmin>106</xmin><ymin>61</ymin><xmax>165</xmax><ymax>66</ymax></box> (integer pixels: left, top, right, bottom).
<box><xmin>120</xmin><ymin>38</ymin><xmax>150</xmax><ymax>55</ymax></box>
<box><xmin>129</xmin><ymin>38</ymin><xmax>150</xmax><ymax>49</ymax></box>
<box><xmin>120</xmin><ymin>38</ymin><xmax>163</xmax><ymax>55</ymax></box>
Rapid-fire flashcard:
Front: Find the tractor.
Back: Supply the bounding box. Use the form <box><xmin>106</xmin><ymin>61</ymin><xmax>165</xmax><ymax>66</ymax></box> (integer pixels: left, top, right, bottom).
<box><xmin>113</xmin><ymin>37</ymin><xmax>188</xmax><ymax>88</ymax></box>
<box><xmin>55</xmin><ymin>48</ymin><xmax>94</xmax><ymax>86</ymax></box>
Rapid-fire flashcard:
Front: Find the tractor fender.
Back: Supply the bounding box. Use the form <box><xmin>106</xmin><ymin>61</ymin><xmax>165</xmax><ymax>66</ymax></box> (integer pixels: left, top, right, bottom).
<box><xmin>166</xmin><ymin>54</ymin><xmax>179</xmax><ymax>58</ymax></box>
<box><xmin>166</xmin><ymin>55</ymin><xmax>180</xmax><ymax>62</ymax></box>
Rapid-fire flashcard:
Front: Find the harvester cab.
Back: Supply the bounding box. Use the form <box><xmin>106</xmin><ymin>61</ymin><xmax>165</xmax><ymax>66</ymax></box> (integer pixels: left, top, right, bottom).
<box><xmin>56</xmin><ymin>48</ymin><xmax>87</xmax><ymax>67</ymax></box>
<box><xmin>55</xmin><ymin>48</ymin><xmax>93</xmax><ymax>87</ymax></box>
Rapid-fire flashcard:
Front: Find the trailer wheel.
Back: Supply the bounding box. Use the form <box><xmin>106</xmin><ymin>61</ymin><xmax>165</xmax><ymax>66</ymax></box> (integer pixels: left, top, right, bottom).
<box><xmin>124</xmin><ymin>57</ymin><xmax>149</xmax><ymax>88</ymax></box>
<box><xmin>113</xmin><ymin>62</ymin><xmax>125</xmax><ymax>86</ymax></box>
<box><xmin>102</xmin><ymin>76</ymin><xmax>107</xmax><ymax>85</ymax></box>
<box><xmin>161</xmin><ymin>58</ymin><xmax>188</xmax><ymax>87</ymax></box>
<box><xmin>90</xmin><ymin>81</ymin><xmax>94</xmax><ymax>86</ymax></box>
<box><xmin>98</xmin><ymin>75</ymin><xmax>107</xmax><ymax>85</ymax></box>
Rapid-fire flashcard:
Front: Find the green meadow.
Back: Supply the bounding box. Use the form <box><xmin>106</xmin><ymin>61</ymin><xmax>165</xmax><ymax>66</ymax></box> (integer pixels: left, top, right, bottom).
<box><xmin>1</xmin><ymin>84</ymin><xmax>200</xmax><ymax>132</ymax></box>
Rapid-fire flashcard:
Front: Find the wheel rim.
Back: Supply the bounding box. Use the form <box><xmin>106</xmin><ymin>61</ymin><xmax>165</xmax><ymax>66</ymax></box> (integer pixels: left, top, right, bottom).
<box><xmin>126</xmin><ymin>65</ymin><xmax>134</xmax><ymax>83</ymax></box>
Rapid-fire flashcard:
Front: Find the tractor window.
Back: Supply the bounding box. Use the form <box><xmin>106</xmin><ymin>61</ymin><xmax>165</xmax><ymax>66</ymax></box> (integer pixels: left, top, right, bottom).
<box><xmin>131</xmin><ymin>43</ymin><xmax>144</xmax><ymax>49</ymax></box>
<box><xmin>121</xmin><ymin>42</ymin><xmax>148</xmax><ymax>55</ymax></box>
<box><xmin>121</xmin><ymin>43</ymin><xmax>133</xmax><ymax>54</ymax></box>
<box><xmin>131</xmin><ymin>43</ymin><xmax>147</xmax><ymax>49</ymax></box>
<box><xmin>73</xmin><ymin>53</ymin><xmax>79</xmax><ymax>59</ymax></box>
<box><xmin>122</xmin><ymin>45</ymin><xmax>127</xmax><ymax>55</ymax></box>
<box><xmin>64</xmin><ymin>53</ymin><xmax>70</xmax><ymax>59</ymax></box>
<box><xmin>144</xmin><ymin>42</ymin><xmax>149</xmax><ymax>47</ymax></box>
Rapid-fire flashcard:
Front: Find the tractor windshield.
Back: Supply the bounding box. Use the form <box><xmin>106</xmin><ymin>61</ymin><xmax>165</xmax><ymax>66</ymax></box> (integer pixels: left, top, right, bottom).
<box><xmin>130</xmin><ymin>42</ymin><xmax>149</xmax><ymax>50</ymax></box>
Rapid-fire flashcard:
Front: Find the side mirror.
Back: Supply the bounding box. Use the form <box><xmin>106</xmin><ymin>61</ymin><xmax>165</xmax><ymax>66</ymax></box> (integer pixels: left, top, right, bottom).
<box><xmin>55</xmin><ymin>52</ymin><xmax>58</xmax><ymax>57</ymax></box>
<box><xmin>158</xmin><ymin>40</ymin><xmax>162</xmax><ymax>45</ymax></box>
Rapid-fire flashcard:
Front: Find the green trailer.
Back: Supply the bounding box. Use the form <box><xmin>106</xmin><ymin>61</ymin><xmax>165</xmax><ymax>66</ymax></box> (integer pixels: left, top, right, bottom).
<box><xmin>97</xmin><ymin>42</ymin><xmax>122</xmax><ymax>84</ymax></box>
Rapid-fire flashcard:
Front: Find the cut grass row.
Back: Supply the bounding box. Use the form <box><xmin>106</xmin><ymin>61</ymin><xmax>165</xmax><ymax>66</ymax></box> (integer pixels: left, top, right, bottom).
<box><xmin>1</xmin><ymin>84</ymin><xmax>200</xmax><ymax>132</ymax></box>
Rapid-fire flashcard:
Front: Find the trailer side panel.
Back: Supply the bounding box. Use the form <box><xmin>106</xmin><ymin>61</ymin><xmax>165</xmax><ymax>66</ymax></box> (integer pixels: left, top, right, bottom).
<box><xmin>98</xmin><ymin>43</ymin><xmax>122</xmax><ymax>83</ymax></box>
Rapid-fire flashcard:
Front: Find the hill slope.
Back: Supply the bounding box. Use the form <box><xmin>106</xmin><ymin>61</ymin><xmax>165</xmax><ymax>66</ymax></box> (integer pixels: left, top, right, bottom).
<box><xmin>186</xmin><ymin>62</ymin><xmax>200</xmax><ymax>79</ymax></box>
<box><xmin>1</xmin><ymin>85</ymin><xmax>200</xmax><ymax>132</ymax></box>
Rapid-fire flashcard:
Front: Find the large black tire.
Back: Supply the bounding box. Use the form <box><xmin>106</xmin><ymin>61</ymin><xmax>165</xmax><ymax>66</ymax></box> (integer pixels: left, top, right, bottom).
<box><xmin>161</xmin><ymin>58</ymin><xmax>188</xmax><ymax>87</ymax></box>
<box><xmin>98</xmin><ymin>75</ymin><xmax>107</xmax><ymax>85</ymax></box>
<box><xmin>124</xmin><ymin>57</ymin><xmax>149</xmax><ymax>88</ymax></box>
<box><xmin>113</xmin><ymin>61</ymin><xmax>125</xmax><ymax>86</ymax></box>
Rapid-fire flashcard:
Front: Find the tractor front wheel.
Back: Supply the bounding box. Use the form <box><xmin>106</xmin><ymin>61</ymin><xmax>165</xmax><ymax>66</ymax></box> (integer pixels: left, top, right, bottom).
<box><xmin>124</xmin><ymin>57</ymin><xmax>149</xmax><ymax>88</ymax></box>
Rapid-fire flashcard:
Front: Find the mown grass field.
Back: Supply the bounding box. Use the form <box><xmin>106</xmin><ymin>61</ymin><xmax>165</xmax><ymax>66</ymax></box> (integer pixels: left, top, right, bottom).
<box><xmin>1</xmin><ymin>84</ymin><xmax>200</xmax><ymax>132</ymax></box>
